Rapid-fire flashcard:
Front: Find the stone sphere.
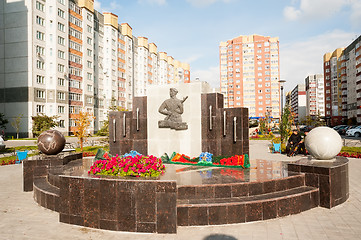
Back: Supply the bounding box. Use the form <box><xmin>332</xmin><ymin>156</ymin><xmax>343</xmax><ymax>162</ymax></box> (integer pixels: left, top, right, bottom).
<box><xmin>305</xmin><ymin>126</ymin><xmax>342</xmax><ymax>160</ymax></box>
<box><xmin>37</xmin><ymin>130</ymin><xmax>66</xmax><ymax>155</ymax></box>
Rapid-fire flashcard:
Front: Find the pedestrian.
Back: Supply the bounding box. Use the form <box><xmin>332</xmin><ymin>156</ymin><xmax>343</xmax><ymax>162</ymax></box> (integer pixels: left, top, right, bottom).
<box><xmin>286</xmin><ymin>127</ymin><xmax>302</xmax><ymax>157</ymax></box>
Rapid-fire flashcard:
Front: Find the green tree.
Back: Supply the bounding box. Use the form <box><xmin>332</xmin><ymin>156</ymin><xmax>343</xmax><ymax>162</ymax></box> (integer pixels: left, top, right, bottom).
<box><xmin>280</xmin><ymin>105</ymin><xmax>294</xmax><ymax>143</ymax></box>
<box><xmin>11</xmin><ymin>114</ymin><xmax>23</xmax><ymax>139</ymax></box>
<box><xmin>72</xmin><ymin>110</ymin><xmax>95</xmax><ymax>152</ymax></box>
<box><xmin>32</xmin><ymin>114</ymin><xmax>59</xmax><ymax>137</ymax></box>
<box><xmin>0</xmin><ymin>113</ymin><xmax>8</xmax><ymax>130</ymax></box>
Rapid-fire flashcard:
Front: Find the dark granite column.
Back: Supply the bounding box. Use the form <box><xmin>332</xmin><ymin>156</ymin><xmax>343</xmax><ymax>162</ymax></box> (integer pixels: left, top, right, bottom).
<box><xmin>109</xmin><ymin>97</ymin><xmax>148</xmax><ymax>156</ymax></box>
<box><xmin>201</xmin><ymin>93</ymin><xmax>249</xmax><ymax>157</ymax></box>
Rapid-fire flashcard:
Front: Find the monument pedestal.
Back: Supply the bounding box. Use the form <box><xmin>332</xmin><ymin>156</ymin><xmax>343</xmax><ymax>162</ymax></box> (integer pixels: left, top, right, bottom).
<box><xmin>288</xmin><ymin>156</ymin><xmax>349</xmax><ymax>208</ymax></box>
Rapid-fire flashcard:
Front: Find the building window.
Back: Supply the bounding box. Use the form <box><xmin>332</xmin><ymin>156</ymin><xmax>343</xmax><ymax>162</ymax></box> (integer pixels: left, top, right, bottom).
<box><xmin>58</xmin><ymin>36</ymin><xmax>65</xmax><ymax>45</ymax></box>
<box><xmin>58</xmin><ymin>0</ymin><xmax>65</xmax><ymax>5</ymax></box>
<box><xmin>58</xmin><ymin>8</ymin><xmax>65</xmax><ymax>18</ymax></box>
<box><xmin>87</xmin><ymin>61</ymin><xmax>92</xmax><ymax>68</ymax></box>
<box><xmin>36</xmin><ymin>60</ymin><xmax>44</xmax><ymax>69</ymax></box>
<box><xmin>57</xmin><ymin>92</ymin><xmax>66</xmax><ymax>100</ymax></box>
<box><xmin>69</xmin><ymin>27</ymin><xmax>82</xmax><ymax>39</ymax></box>
<box><xmin>87</xmin><ymin>25</ymin><xmax>92</xmax><ymax>33</ymax></box>
<box><xmin>36</xmin><ymin>75</ymin><xmax>45</xmax><ymax>84</ymax></box>
<box><xmin>58</xmin><ymin>106</ymin><xmax>65</xmax><ymax>114</ymax></box>
<box><xmin>87</xmin><ymin>73</ymin><xmax>92</xmax><ymax>80</ymax></box>
<box><xmin>36</xmin><ymin>16</ymin><xmax>44</xmax><ymax>26</ymax></box>
<box><xmin>69</xmin><ymin>15</ymin><xmax>82</xmax><ymax>27</ymax></box>
<box><xmin>58</xmin><ymin>78</ymin><xmax>65</xmax><ymax>86</ymax></box>
<box><xmin>87</xmin><ymin>49</ymin><xmax>92</xmax><ymax>57</ymax></box>
<box><xmin>36</xmin><ymin>105</ymin><xmax>45</xmax><ymax>113</ymax></box>
<box><xmin>58</xmin><ymin>64</ymin><xmax>64</xmax><ymax>72</ymax></box>
<box><xmin>69</xmin><ymin>66</ymin><xmax>81</xmax><ymax>77</ymax></box>
<box><xmin>58</xmin><ymin>22</ymin><xmax>65</xmax><ymax>32</ymax></box>
<box><xmin>87</xmin><ymin>37</ymin><xmax>92</xmax><ymax>45</ymax></box>
<box><xmin>59</xmin><ymin>119</ymin><xmax>65</xmax><ymax>128</ymax></box>
<box><xmin>36</xmin><ymin>90</ymin><xmax>45</xmax><ymax>99</ymax></box>
<box><xmin>87</xmin><ymin>84</ymin><xmax>93</xmax><ymax>92</ymax></box>
<box><xmin>36</xmin><ymin>1</ymin><xmax>44</xmax><ymax>11</ymax></box>
<box><xmin>69</xmin><ymin>93</ymin><xmax>82</xmax><ymax>101</ymax></box>
<box><xmin>36</xmin><ymin>31</ymin><xmax>45</xmax><ymax>40</ymax></box>
<box><xmin>87</xmin><ymin>13</ymin><xmax>92</xmax><ymax>21</ymax></box>
<box><xmin>58</xmin><ymin>50</ymin><xmax>65</xmax><ymax>59</ymax></box>
<box><xmin>36</xmin><ymin>45</ymin><xmax>45</xmax><ymax>56</ymax></box>
<box><xmin>69</xmin><ymin>1</ymin><xmax>81</xmax><ymax>14</ymax></box>
<box><xmin>86</xmin><ymin>96</ymin><xmax>93</xmax><ymax>104</ymax></box>
<box><xmin>69</xmin><ymin>79</ymin><xmax>81</xmax><ymax>88</ymax></box>
<box><xmin>69</xmin><ymin>53</ymin><xmax>82</xmax><ymax>64</ymax></box>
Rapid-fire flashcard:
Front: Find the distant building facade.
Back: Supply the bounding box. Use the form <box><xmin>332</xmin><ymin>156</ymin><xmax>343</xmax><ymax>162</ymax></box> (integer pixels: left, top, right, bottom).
<box><xmin>0</xmin><ymin>0</ymin><xmax>190</xmax><ymax>137</ymax></box>
<box><xmin>305</xmin><ymin>74</ymin><xmax>325</xmax><ymax>117</ymax></box>
<box><xmin>219</xmin><ymin>34</ymin><xmax>281</xmax><ymax>120</ymax></box>
<box><xmin>290</xmin><ymin>84</ymin><xmax>306</xmax><ymax>123</ymax></box>
<box><xmin>323</xmin><ymin>35</ymin><xmax>361</xmax><ymax>125</ymax></box>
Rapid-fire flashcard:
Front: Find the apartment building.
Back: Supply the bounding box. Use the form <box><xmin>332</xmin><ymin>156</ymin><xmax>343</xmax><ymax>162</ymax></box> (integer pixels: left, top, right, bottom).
<box><xmin>0</xmin><ymin>0</ymin><xmax>190</xmax><ymax>137</ymax></box>
<box><xmin>290</xmin><ymin>84</ymin><xmax>306</xmax><ymax>123</ymax></box>
<box><xmin>219</xmin><ymin>34</ymin><xmax>281</xmax><ymax>120</ymax></box>
<box><xmin>343</xmin><ymin>36</ymin><xmax>361</xmax><ymax>123</ymax></box>
<box><xmin>323</xmin><ymin>35</ymin><xmax>361</xmax><ymax>125</ymax></box>
<box><xmin>323</xmin><ymin>48</ymin><xmax>344</xmax><ymax>125</ymax></box>
<box><xmin>305</xmin><ymin>74</ymin><xmax>325</xmax><ymax>117</ymax></box>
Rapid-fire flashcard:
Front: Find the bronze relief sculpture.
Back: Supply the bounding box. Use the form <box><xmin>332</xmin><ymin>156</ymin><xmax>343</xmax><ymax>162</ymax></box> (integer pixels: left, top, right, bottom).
<box><xmin>158</xmin><ymin>88</ymin><xmax>188</xmax><ymax>130</ymax></box>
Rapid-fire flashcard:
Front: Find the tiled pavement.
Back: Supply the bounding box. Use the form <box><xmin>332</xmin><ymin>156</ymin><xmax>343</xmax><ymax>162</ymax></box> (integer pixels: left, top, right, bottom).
<box><xmin>1</xmin><ymin>140</ymin><xmax>361</xmax><ymax>239</ymax></box>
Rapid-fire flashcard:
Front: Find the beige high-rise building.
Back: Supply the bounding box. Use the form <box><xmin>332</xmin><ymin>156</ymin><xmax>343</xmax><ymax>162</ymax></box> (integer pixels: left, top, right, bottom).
<box><xmin>0</xmin><ymin>0</ymin><xmax>190</xmax><ymax>137</ymax></box>
<box><xmin>219</xmin><ymin>34</ymin><xmax>281</xmax><ymax>120</ymax></box>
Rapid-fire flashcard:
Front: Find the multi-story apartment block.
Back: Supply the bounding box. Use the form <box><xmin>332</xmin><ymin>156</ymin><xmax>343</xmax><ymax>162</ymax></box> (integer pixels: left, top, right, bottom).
<box><xmin>343</xmin><ymin>36</ymin><xmax>361</xmax><ymax>123</ymax></box>
<box><xmin>219</xmin><ymin>34</ymin><xmax>281</xmax><ymax>120</ymax></box>
<box><xmin>323</xmin><ymin>48</ymin><xmax>344</xmax><ymax>125</ymax></box>
<box><xmin>0</xmin><ymin>0</ymin><xmax>190</xmax><ymax>137</ymax></box>
<box><xmin>323</xmin><ymin>35</ymin><xmax>361</xmax><ymax>125</ymax></box>
<box><xmin>305</xmin><ymin>74</ymin><xmax>325</xmax><ymax>117</ymax></box>
<box><xmin>290</xmin><ymin>84</ymin><xmax>306</xmax><ymax>123</ymax></box>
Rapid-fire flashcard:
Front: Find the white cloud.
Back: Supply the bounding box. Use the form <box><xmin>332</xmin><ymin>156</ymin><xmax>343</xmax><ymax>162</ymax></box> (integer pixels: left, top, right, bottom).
<box><xmin>186</xmin><ymin>0</ymin><xmax>232</xmax><ymax>8</ymax></box>
<box><xmin>138</xmin><ymin>0</ymin><xmax>167</xmax><ymax>5</ymax></box>
<box><xmin>283</xmin><ymin>6</ymin><xmax>302</xmax><ymax>21</ymax></box>
<box><xmin>283</xmin><ymin>0</ymin><xmax>350</xmax><ymax>21</ymax></box>
<box><xmin>280</xmin><ymin>29</ymin><xmax>356</xmax><ymax>92</ymax></box>
<box><xmin>191</xmin><ymin>66</ymin><xmax>220</xmax><ymax>88</ymax></box>
<box><xmin>182</xmin><ymin>54</ymin><xmax>203</xmax><ymax>64</ymax></box>
<box><xmin>350</xmin><ymin>0</ymin><xmax>361</xmax><ymax>28</ymax></box>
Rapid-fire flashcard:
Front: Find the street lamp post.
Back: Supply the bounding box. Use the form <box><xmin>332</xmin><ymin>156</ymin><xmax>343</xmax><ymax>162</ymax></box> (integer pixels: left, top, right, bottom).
<box><xmin>279</xmin><ymin>79</ymin><xmax>286</xmax><ymax>117</ymax></box>
<box><xmin>278</xmin><ymin>79</ymin><xmax>286</xmax><ymax>142</ymax></box>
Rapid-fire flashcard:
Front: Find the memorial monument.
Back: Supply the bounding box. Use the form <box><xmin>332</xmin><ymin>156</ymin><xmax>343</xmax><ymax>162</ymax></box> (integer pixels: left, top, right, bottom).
<box><xmin>158</xmin><ymin>88</ymin><xmax>188</xmax><ymax>130</ymax></box>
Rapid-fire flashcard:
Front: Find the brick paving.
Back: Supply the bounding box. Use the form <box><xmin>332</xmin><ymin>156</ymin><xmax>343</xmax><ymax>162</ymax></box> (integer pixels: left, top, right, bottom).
<box><xmin>0</xmin><ymin>140</ymin><xmax>360</xmax><ymax>239</ymax></box>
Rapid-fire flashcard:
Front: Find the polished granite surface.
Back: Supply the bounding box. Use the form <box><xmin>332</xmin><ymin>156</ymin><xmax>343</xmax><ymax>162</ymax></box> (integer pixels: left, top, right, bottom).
<box><xmin>60</xmin><ymin>159</ymin><xmax>298</xmax><ymax>186</ymax></box>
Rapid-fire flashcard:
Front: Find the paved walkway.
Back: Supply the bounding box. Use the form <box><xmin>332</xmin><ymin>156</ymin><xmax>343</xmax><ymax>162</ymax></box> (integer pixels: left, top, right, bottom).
<box><xmin>1</xmin><ymin>140</ymin><xmax>361</xmax><ymax>239</ymax></box>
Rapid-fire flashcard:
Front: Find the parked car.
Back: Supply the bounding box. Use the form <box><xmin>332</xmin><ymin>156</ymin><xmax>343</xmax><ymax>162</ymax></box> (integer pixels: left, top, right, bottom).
<box><xmin>346</xmin><ymin>126</ymin><xmax>361</xmax><ymax>137</ymax></box>
<box><xmin>333</xmin><ymin>125</ymin><xmax>347</xmax><ymax>131</ymax></box>
<box><xmin>337</xmin><ymin>125</ymin><xmax>351</xmax><ymax>135</ymax></box>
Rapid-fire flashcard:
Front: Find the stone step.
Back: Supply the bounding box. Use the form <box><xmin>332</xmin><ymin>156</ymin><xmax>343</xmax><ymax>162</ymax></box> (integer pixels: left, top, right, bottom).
<box><xmin>177</xmin><ymin>186</ymin><xmax>319</xmax><ymax>226</ymax></box>
<box><xmin>177</xmin><ymin>174</ymin><xmax>305</xmax><ymax>200</ymax></box>
<box><xmin>33</xmin><ymin>177</ymin><xmax>60</xmax><ymax>212</ymax></box>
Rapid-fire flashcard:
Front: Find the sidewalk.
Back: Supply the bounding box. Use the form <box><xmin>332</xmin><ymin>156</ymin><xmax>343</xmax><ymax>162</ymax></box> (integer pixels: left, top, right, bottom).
<box><xmin>0</xmin><ymin>140</ymin><xmax>360</xmax><ymax>239</ymax></box>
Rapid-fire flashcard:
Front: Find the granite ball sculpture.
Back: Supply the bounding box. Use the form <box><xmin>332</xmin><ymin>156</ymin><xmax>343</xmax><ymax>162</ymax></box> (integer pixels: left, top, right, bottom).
<box><xmin>305</xmin><ymin>126</ymin><xmax>342</xmax><ymax>160</ymax></box>
<box><xmin>37</xmin><ymin>130</ymin><xmax>66</xmax><ymax>155</ymax></box>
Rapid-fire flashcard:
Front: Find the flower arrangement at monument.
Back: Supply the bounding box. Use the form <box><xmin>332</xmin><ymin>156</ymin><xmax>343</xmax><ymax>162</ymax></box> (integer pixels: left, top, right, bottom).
<box><xmin>164</xmin><ymin>151</ymin><xmax>250</xmax><ymax>168</ymax></box>
<box><xmin>88</xmin><ymin>150</ymin><xmax>165</xmax><ymax>177</ymax></box>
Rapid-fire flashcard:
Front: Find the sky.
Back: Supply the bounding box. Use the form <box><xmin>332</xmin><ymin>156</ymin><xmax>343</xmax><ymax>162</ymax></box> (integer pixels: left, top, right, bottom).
<box><xmin>95</xmin><ymin>0</ymin><xmax>361</xmax><ymax>93</ymax></box>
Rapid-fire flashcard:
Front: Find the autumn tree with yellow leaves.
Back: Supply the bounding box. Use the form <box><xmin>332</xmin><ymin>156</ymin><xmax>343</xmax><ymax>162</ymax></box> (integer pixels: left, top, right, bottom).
<box><xmin>72</xmin><ymin>110</ymin><xmax>95</xmax><ymax>152</ymax></box>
